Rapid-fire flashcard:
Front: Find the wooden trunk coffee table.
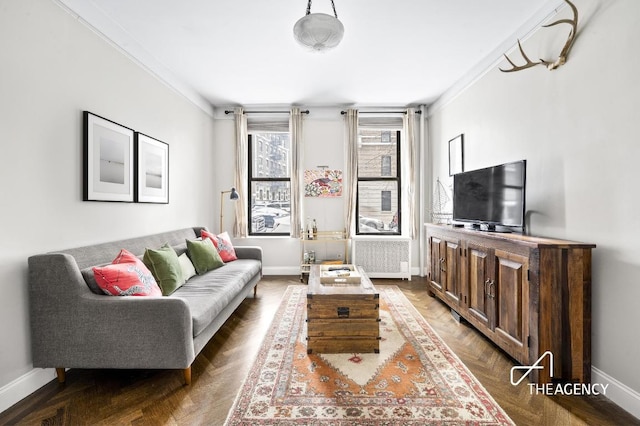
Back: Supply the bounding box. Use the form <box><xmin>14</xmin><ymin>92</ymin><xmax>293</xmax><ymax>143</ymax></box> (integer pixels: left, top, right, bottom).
<box><xmin>306</xmin><ymin>265</ymin><xmax>380</xmax><ymax>354</ymax></box>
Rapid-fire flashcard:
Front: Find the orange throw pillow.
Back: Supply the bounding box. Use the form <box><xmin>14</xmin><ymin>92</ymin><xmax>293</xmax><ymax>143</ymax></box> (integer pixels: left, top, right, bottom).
<box><xmin>202</xmin><ymin>230</ymin><xmax>238</xmax><ymax>262</ymax></box>
<box><xmin>93</xmin><ymin>249</ymin><xmax>162</xmax><ymax>296</ymax></box>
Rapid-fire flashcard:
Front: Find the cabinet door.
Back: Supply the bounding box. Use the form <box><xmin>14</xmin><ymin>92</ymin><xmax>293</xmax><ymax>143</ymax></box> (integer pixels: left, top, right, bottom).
<box><xmin>443</xmin><ymin>240</ymin><xmax>461</xmax><ymax>306</ymax></box>
<box><xmin>465</xmin><ymin>243</ymin><xmax>493</xmax><ymax>329</ymax></box>
<box><xmin>428</xmin><ymin>237</ymin><xmax>444</xmax><ymax>295</ymax></box>
<box><xmin>492</xmin><ymin>249</ymin><xmax>530</xmax><ymax>363</ymax></box>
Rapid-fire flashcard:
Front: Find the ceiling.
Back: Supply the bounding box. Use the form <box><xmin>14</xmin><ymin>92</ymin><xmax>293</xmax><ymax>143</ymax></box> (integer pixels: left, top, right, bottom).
<box><xmin>57</xmin><ymin>0</ymin><xmax>565</xmax><ymax>112</ymax></box>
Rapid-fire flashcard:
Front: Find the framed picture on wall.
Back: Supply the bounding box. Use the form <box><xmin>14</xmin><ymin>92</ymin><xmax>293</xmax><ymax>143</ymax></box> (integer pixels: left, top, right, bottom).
<box><xmin>448</xmin><ymin>134</ymin><xmax>464</xmax><ymax>176</ymax></box>
<box><xmin>83</xmin><ymin>111</ymin><xmax>135</xmax><ymax>202</ymax></box>
<box><xmin>304</xmin><ymin>169</ymin><xmax>343</xmax><ymax>197</ymax></box>
<box><xmin>135</xmin><ymin>133</ymin><xmax>169</xmax><ymax>203</ymax></box>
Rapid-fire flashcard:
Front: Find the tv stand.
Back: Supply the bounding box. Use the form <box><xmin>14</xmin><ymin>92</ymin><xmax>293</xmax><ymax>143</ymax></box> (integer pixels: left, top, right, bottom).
<box><xmin>465</xmin><ymin>223</ymin><xmax>516</xmax><ymax>233</ymax></box>
<box><xmin>425</xmin><ymin>223</ymin><xmax>595</xmax><ymax>384</ymax></box>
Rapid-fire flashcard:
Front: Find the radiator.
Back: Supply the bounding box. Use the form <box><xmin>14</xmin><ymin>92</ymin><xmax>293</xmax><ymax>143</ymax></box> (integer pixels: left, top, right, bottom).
<box><xmin>352</xmin><ymin>238</ymin><xmax>411</xmax><ymax>280</ymax></box>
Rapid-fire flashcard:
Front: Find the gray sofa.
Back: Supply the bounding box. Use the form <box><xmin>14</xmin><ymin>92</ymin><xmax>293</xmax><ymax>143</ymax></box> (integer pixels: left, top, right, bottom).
<box><xmin>28</xmin><ymin>227</ymin><xmax>262</xmax><ymax>385</ymax></box>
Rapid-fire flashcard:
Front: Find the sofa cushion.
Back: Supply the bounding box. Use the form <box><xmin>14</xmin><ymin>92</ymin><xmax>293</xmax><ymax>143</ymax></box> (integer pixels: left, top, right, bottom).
<box><xmin>171</xmin><ymin>259</ymin><xmax>262</xmax><ymax>336</ymax></box>
<box><xmin>186</xmin><ymin>238</ymin><xmax>224</xmax><ymax>274</ymax></box>
<box><xmin>82</xmin><ymin>265</ymin><xmax>107</xmax><ymax>294</ymax></box>
<box><xmin>202</xmin><ymin>230</ymin><xmax>238</xmax><ymax>262</ymax></box>
<box><xmin>143</xmin><ymin>244</ymin><xmax>185</xmax><ymax>295</ymax></box>
<box><xmin>92</xmin><ymin>249</ymin><xmax>162</xmax><ymax>296</ymax></box>
<box><xmin>173</xmin><ymin>242</ymin><xmax>188</xmax><ymax>257</ymax></box>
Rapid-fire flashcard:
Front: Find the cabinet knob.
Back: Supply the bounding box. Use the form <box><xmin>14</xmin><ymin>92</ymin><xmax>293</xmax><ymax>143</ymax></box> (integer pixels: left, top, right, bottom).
<box><xmin>439</xmin><ymin>257</ymin><xmax>446</xmax><ymax>272</ymax></box>
<box><xmin>489</xmin><ymin>279</ymin><xmax>496</xmax><ymax>299</ymax></box>
<box><xmin>485</xmin><ymin>279</ymin><xmax>495</xmax><ymax>299</ymax></box>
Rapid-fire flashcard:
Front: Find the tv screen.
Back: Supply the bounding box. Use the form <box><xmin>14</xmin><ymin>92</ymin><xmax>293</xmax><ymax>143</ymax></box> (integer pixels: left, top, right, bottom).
<box><xmin>453</xmin><ymin>160</ymin><xmax>526</xmax><ymax>229</ymax></box>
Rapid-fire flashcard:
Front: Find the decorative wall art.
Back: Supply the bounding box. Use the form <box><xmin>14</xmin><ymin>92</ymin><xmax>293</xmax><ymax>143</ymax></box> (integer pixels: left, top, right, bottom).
<box><xmin>83</xmin><ymin>111</ymin><xmax>135</xmax><ymax>202</ymax></box>
<box><xmin>304</xmin><ymin>169</ymin><xmax>343</xmax><ymax>197</ymax></box>
<box><xmin>135</xmin><ymin>133</ymin><xmax>169</xmax><ymax>203</ymax></box>
<box><xmin>448</xmin><ymin>134</ymin><xmax>464</xmax><ymax>176</ymax></box>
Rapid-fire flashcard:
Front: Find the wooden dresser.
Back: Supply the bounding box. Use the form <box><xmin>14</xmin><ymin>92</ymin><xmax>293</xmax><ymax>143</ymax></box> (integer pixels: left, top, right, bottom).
<box><xmin>306</xmin><ymin>265</ymin><xmax>380</xmax><ymax>354</ymax></box>
<box><xmin>425</xmin><ymin>223</ymin><xmax>595</xmax><ymax>384</ymax></box>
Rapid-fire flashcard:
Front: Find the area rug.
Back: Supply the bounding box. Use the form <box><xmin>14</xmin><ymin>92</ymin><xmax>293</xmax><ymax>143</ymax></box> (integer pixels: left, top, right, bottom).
<box><xmin>225</xmin><ymin>285</ymin><xmax>514</xmax><ymax>425</ymax></box>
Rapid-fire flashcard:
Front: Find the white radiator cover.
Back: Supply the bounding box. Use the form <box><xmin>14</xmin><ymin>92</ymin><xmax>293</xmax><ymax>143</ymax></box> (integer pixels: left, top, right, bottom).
<box><xmin>352</xmin><ymin>238</ymin><xmax>411</xmax><ymax>280</ymax></box>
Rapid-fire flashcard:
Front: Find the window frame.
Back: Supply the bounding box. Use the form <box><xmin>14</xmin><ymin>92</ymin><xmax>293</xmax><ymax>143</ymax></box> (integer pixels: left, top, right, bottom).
<box><xmin>248</xmin><ymin>133</ymin><xmax>291</xmax><ymax>237</ymax></box>
<box><xmin>355</xmin><ymin>129</ymin><xmax>402</xmax><ymax>236</ymax></box>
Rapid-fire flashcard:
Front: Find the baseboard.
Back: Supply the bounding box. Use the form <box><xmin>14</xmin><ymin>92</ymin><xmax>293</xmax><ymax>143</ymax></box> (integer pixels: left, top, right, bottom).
<box><xmin>263</xmin><ymin>266</ymin><xmax>422</xmax><ymax>278</ymax></box>
<box><xmin>0</xmin><ymin>367</ymin><xmax>56</xmax><ymax>414</ymax></box>
<box><xmin>364</xmin><ymin>272</ymin><xmax>411</xmax><ymax>280</ymax></box>
<box><xmin>262</xmin><ymin>266</ymin><xmax>300</xmax><ymax>276</ymax></box>
<box><xmin>591</xmin><ymin>367</ymin><xmax>640</xmax><ymax>419</ymax></box>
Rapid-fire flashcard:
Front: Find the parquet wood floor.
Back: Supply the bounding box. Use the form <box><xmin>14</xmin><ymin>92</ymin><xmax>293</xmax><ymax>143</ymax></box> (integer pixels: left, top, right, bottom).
<box><xmin>1</xmin><ymin>276</ymin><xmax>637</xmax><ymax>425</ymax></box>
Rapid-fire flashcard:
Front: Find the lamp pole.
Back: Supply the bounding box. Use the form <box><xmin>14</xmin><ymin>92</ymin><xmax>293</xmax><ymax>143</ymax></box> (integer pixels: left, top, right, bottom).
<box><xmin>219</xmin><ymin>188</ymin><xmax>239</xmax><ymax>232</ymax></box>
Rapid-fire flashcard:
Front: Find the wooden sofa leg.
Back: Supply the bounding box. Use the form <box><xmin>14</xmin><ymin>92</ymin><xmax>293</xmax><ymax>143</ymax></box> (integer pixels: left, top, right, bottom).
<box><xmin>254</xmin><ymin>284</ymin><xmax>258</xmax><ymax>297</ymax></box>
<box><xmin>55</xmin><ymin>368</ymin><xmax>66</xmax><ymax>383</ymax></box>
<box><xmin>183</xmin><ymin>366</ymin><xmax>192</xmax><ymax>385</ymax></box>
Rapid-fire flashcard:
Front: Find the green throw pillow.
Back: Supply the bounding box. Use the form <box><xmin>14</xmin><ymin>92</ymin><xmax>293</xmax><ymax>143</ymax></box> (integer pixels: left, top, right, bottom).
<box><xmin>186</xmin><ymin>238</ymin><xmax>224</xmax><ymax>275</ymax></box>
<box><xmin>178</xmin><ymin>253</ymin><xmax>197</xmax><ymax>281</ymax></box>
<box><xmin>143</xmin><ymin>244</ymin><xmax>185</xmax><ymax>295</ymax></box>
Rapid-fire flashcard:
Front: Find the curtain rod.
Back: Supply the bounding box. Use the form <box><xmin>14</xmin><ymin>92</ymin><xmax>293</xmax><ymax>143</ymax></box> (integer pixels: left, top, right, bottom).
<box><xmin>340</xmin><ymin>110</ymin><xmax>422</xmax><ymax>115</ymax></box>
<box><xmin>224</xmin><ymin>110</ymin><xmax>310</xmax><ymax>115</ymax></box>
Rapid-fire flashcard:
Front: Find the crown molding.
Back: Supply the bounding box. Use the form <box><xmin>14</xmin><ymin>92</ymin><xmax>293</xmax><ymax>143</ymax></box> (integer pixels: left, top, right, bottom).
<box><xmin>428</xmin><ymin>0</ymin><xmax>566</xmax><ymax>116</ymax></box>
<box><xmin>53</xmin><ymin>0</ymin><xmax>215</xmax><ymax>117</ymax></box>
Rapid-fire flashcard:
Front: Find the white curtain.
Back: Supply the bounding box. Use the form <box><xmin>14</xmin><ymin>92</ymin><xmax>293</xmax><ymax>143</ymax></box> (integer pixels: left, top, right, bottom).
<box><xmin>404</xmin><ymin>108</ymin><xmax>418</xmax><ymax>239</ymax></box>
<box><xmin>233</xmin><ymin>107</ymin><xmax>248</xmax><ymax>238</ymax></box>
<box><xmin>344</xmin><ymin>109</ymin><xmax>359</xmax><ymax>236</ymax></box>
<box><xmin>290</xmin><ymin>107</ymin><xmax>303</xmax><ymax>238</ymax></box>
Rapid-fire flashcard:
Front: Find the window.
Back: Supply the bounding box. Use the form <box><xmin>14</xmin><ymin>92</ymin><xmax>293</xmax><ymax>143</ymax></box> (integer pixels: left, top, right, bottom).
<box><xmin>248</xmin><ymin>132</ymin><xmax>291</xmax><ymax>235</ymax></box>
<box><xmin>381</xmin><ymin>155</ymin><xmax>391</xmax><ymax>176</ymax></box>
<box><xmin>356</xmin><ymin>129</ymin><xmax>400</xmax><ymax>234</ymax></box>
<box><xmin>381</xmin><ymin>191</ymin><xmax>391</xmax><ymax>211</ymax></box>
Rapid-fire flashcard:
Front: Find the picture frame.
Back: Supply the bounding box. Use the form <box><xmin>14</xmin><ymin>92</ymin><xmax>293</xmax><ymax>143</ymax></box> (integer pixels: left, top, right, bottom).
<box><xmin>83</xmin><ymin>111</ymin><xmax>135</xmax><ymax>202</ymax></box>
<box><xmin>135</xmin><ymin>132</ymin><xmax>169</xmax><ymax>203</ymax></box>
<box><xmin>304</xmin><ymin>169</ymin><xmax>343</xmax><ymax>197</ymax></box>
<box><xmin>448</xmin><ymin>134</ymin><xmax>464</xmax><ymax>176</ymax></box>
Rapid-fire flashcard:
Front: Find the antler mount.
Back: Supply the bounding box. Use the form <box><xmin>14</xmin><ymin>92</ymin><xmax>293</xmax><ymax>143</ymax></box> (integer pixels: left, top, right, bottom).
<box><xmin>500</xmin><ymin>0</ymin><xmax>578</xmax><ymax>73</ymax></box>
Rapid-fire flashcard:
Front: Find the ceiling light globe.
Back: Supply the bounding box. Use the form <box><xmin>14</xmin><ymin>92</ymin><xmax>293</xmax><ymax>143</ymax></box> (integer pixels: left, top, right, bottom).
<box><xmin>293</xmin><ymin>13</ymin><xmax>344</xmax><ymax>52</ymax></box>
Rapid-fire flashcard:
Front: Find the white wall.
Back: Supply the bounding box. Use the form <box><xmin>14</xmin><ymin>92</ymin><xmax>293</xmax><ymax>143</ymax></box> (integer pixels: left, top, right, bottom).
<box><xmin>428</xmin><ymin>0</ymin><xmax>640</xmax><ymax>415</ymax></box>
<box><xmin>0</xmin><ymin>0</ymin><xmax>215</xmax><ymax>411</ymax></box>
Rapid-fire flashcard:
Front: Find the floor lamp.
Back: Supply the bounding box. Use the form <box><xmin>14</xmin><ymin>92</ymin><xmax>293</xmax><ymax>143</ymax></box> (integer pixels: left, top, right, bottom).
<box><xmin>220</xmin><ymin>188</ymin><xmax>239</xmax><ymax>232</ymax></box>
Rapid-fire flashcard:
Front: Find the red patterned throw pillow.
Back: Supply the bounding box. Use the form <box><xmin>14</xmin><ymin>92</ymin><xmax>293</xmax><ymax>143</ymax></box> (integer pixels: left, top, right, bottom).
<box><xmin>202</xmin><ymin>229</ymin><xmax>238</xmax><ymax>262</ymax></box>
<box><xmin>93</xmin><ymin>249</ymin><xmax>162</xmax><ymax>296</ymax></box>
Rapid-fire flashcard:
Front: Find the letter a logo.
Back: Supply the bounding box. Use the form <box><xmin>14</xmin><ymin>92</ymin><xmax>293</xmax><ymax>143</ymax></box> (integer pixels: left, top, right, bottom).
<box><xmin>510</xmin><ymin>351</ymin><xmax>554</xmax><ymax>386</ymax></box>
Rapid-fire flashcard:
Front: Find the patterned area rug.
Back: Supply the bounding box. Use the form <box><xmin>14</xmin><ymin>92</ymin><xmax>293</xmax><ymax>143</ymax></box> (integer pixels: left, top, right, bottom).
<box><xmin>225</xmin><ymin>285</ymin><xmax>514</xmax><ymax>425</ymax></box>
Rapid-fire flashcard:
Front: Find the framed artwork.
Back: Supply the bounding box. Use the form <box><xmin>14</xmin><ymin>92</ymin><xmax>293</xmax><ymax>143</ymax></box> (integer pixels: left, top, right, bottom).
<box><xmin>304</xmin><ymin>169</ymin><xmax>343</xmax><ymax>197</ymax></box>
<box><xmin>83</xmin><ymin>111</ymin><xmax>135</xmax><ymax>202</ymax></box>
<box><xmin>135</xmin><ymin>133</ymin><xmax>169</xmax><ymax>203</ymax></box>
<box><xmin>448</xmin><ymin>134</ymin><xmax>464</xmax><ymax>176</ymax></box>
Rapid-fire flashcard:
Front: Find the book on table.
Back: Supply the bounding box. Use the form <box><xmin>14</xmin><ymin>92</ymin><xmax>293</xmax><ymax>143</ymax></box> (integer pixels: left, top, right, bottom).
<box><xmin>319</xmin><ymin>264</ymin><xmax>361</xmax><ymax>284</ymax></box>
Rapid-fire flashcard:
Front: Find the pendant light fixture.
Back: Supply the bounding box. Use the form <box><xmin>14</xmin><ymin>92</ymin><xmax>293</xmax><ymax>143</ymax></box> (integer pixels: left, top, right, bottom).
<box><xmin>293</xmin><ymin>0</ymin><xmax>344</xmax><ymax>52</ymax></box>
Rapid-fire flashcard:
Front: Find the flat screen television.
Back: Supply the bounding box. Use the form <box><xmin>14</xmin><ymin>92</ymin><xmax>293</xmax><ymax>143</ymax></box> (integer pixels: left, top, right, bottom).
<box><xmin>453</xmin><ymin>160</ymin><xmax>526</xmax><ymax>232</ymax></box>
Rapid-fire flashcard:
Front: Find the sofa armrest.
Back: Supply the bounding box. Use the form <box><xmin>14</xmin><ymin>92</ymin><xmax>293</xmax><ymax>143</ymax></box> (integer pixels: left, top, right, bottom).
<box><xmin>73</xmin><ymin>295</ymin><xmax>195</xmax><ymax>368</ymax></box>
<box><xmin>234</xmin><ymin>246</ymin><xmax>263</xmax><ymax>262</ymax></box>
<box><xmin>29</xmin><ymin>253</ymin><xmax>195</xmax><ymax>369</ymax></box>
